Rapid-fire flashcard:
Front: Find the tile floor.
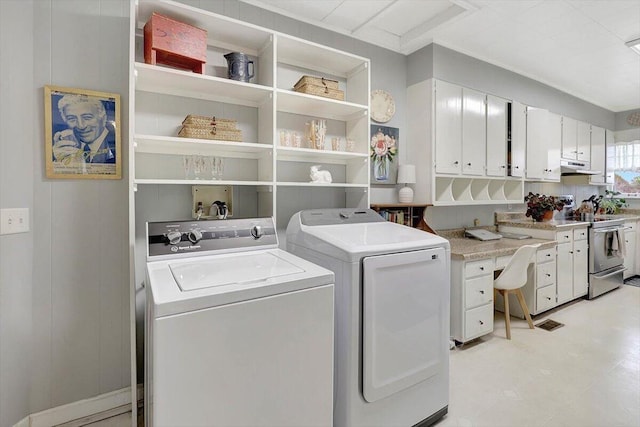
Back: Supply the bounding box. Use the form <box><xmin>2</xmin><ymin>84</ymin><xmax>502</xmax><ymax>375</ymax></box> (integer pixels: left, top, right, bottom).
<box><xmin>86</xmin><ymin>285</ymin><xmax>640</xmax><ymax>427</ymax></box>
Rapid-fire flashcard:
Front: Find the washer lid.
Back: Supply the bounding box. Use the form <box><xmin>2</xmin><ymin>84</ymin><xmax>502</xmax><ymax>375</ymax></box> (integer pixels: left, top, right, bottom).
<box><xmin>170</xmin><ymin>252</ymin><xmax>304</xmax><ymax>291</ymax></box>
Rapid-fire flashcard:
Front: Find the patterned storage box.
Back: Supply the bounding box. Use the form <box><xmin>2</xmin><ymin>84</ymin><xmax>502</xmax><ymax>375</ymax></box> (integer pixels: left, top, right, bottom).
<box><xmin>178</xmin><ymin>125</ymin><xmax>243</xmax><ymax>142</ymax></box>
<box><xmin>293</xmin><ymin>75</ymin><xmax>344</xmax><ymax>101</ymax></box>
<box><xmin>182</xmin><ymin>115</ymin><xmax>237</xmax><ymax>130</ymax></box>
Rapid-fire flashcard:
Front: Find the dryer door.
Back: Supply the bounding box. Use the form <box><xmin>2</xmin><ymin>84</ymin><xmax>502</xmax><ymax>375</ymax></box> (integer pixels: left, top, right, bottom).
<box><xmin>362</xmin><ymin>247</ymin><xmax>449</xmax><ymax>402</ymax></box>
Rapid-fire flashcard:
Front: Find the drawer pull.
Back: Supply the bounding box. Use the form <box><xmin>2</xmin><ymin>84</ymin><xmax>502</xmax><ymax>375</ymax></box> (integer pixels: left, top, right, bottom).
<box><xmin>570</xmin><ymin>251</ymin><xmax>573</xmax><ymax>254</ymax></box>
<box><xmin>480</xmin><ymin>266</ymin><xmax>485</xmax><ymax>271</ymax></box>
<box><xmin>546</xmin><ymin>273</ymin><xmax>551</xmax><ymax>277</ymax></box>
<box><xmin>479</xmin><ymin>320</ymin><xmax>484</xmax><ymax>325</ymax></box>
<box><xmin>576</xmin><ymin>249</ymin><xmax>581</xmax><ymax>253</ymax></box>
<box><xmin>479</xmin><ymin>290</ymin><xmax>485</xmax><ymax>294</ymax></box>
<box><xmin>546</xmin><ymin>296</ymin><xmax>552</xmax><ymax>300</ymax></box>
<box><xmin>546</xmin><ymin>254</ymin><xmax>551</xmax><ymax>257</ymax></box>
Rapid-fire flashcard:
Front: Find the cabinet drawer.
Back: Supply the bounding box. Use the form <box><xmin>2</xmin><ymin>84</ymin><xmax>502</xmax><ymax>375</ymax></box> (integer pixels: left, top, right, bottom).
<box><xmin>465</xmin><ymin>275</ymin><xmax>493</xmax><ymax>309</ymax></box>
<box><xmin>536</xmin><ymin>285</ymin><xmax>556</xmax><ymax>312</ymax></box>
<box><xmin>495</xmin><ymin>255</ymin><xmax>512</xmax><ymax>270</ymax></box>
<box><xmin>465</xmin><ymin>259</ymin><xmax>494</xmax><ymax>278</ymax></box>
<box><xmin>536</xmin><ymin>247</ymin><xmax>555</xmax><ymax>264</ymax></box>
<box><xmin>573</xmin><ymin>228</ymin><xmax>588</xmax><ymax>241</ymax></box>
<box><xmin>536</xmin><ymin>261</ymin><xmax>556</xmax><ymax>288</ymax></box>
<box><xmin>555</xmin><ymin>230</ymin><xmax>573</xmax><ymax>244</ymax></box>
<box><xmin>464</xmin><ymin>304</ymin><xmax>493</xmax><ymax>340</ymax></box>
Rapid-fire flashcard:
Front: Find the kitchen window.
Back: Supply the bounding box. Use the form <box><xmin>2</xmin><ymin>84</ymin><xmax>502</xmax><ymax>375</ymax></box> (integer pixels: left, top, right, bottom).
<box><xmin>611</xmin><ymin>140</ymin><xmax>640</xmax><ymax>197</ymax></box>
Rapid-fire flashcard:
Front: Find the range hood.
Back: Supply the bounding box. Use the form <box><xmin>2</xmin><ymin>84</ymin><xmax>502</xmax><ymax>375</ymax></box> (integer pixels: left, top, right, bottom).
<box><xmin>560</xmin><ymin>159</ymin><xmax>601</xmax><ymax>175</ymax></box>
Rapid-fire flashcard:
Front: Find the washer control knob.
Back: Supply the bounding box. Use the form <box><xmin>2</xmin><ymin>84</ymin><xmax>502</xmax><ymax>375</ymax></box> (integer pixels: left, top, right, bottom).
<box><xmin>167</xmin><ymin>231</ymin><xmax>182</xmax><ymax>245</ymax></box>
<box><xmin>188</xmin><ymin>230</ymin><xmax>203</xmax><ymax>244</ymax></box>
<box><xmin>251</xmin><ymin>225</ymin><xmax>263</xmax><ymax>239</ymax></box>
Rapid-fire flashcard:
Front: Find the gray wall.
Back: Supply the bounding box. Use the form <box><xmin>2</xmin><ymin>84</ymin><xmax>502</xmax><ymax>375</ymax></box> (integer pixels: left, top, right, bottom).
<box><xmin>0</xmin><ymin>1</ymin><xmax>34</xmax><ymax>425</ymax></box>
<box><xmin>615</xmin><ymin>108</ymin><xmax>640</xmax><ymax>131</ymax></box>
<box><xmin>1</xmin><ymin>1</ymin><xmax>131</xmax><ymax>424</ymax></box>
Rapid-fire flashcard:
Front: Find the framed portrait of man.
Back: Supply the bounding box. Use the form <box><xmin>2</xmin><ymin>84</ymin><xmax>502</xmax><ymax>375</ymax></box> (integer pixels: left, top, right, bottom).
<box><xmin>44</xmin><ymin>85</ymin><xmax>121</xmax><ymax>179</ymax></box>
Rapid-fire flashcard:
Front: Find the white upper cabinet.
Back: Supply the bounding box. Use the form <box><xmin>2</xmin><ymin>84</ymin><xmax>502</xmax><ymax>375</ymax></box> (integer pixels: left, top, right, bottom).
<box><xmin>486</xmin><ymin>95</ymin><xmax>507</xmax><ymax>177</ymax></box>
<box><xmin>526</xmin><ymin>107</ymin><xmax>560</xmax><ymax>182</ymax></box>
<box><xmin>546</xmin><ymin>112</ymin><xmax>561</xmax><ymax>181</ymax></box>
<box><xmin>510</xmin><ymin>101</ymin><xmax>526</xmax><ymax>178</ymax></box>
<box><xmin>561</xmin><ymin>116</ymin><xmax>577</xmax><ymax>159</ymax></box>
<box><xmin>462</xmin><ymin>88</ymin><xmax>487</xmax><ymax>176</ymax></box>
<box><xmin>576</xmin><ymin>120</ymin><xmax>591</xmax><ymax>162</ymax></box>
<box><xmin>562</xmin><ymin>117</ymin><xmax>590</xmax><ymax>162</ymax></box>
<box><xmin>590</xmin><ymin>125</ymin><xmax>606</xmax><ymax>184</ymax></box>
<box><xmin>434</xmin><ymin>80</ymin><xmax>462</xmax><ymax>174</ymax></box>
<box><xmin>525</xmin><ymin>107</ymin><xmax>549</xmax><ymax>180</ymax></box>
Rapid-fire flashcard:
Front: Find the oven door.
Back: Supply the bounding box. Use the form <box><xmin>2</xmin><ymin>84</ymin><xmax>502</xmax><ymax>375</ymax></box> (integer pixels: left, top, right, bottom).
<box><xmin>589</xmin><ymin>227</ymin><xmax>625</xmax><ymax>273</ymax></box>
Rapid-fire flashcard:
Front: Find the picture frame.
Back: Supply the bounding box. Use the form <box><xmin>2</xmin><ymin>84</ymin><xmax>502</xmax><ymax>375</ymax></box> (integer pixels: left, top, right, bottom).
<box><xmin>44</xmin><ymin>85</ymin><xmax>121</xmax><ymax>179</ymax></box>
<box><xmin>370</xmin><ymin>125</ymin><xmax>399</xmax><ymax>184</ymax></box>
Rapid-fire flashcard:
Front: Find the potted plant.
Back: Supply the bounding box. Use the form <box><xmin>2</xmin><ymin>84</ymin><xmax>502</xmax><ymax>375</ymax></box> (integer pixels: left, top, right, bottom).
<box><xmin>524</xmin><ymin>192</ymin><xmax>567</xmax><ymax>222</ymax></box>
<box><xmin>599</xmin><ymin>190</ymin><xmax>627</xmax><ymax>214</ymax></box>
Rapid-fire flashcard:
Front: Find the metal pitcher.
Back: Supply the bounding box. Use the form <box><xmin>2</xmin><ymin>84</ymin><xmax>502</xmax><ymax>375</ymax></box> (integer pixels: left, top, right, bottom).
<box><xmin>224</xmin><ymin>52</ymin><xmax>254</xmax><ymax>82</ymax></box>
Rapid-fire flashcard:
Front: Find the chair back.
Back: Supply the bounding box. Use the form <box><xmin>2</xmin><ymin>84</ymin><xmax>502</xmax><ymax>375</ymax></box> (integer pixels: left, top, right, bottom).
<box><xmin>494</xmin><ymin>244</ymin><xmax>542</xmax><ymax>290</ymax></box>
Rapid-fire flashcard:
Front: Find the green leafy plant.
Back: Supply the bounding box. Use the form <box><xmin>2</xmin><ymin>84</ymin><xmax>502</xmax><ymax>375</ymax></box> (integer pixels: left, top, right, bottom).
<box><xmin>524</xmin><ymin>192</ymin><xmax>567</xmax><ymax>221</ymax></box>
<box><xmin>599</xmin><ymin>189</ymin><xmax>627</xmax><ymax>214</ymax></box>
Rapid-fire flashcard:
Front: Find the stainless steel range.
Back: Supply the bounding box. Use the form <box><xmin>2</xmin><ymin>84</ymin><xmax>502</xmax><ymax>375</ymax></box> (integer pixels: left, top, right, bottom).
<box><xmin>588</xmin><ymin>216</ymin><xmax>627</xmax><ymax>299</ymax></box>
<box><xmin>554</xmin><ymin>195</ymin><xmax>626</xmax><ymax>299</ymax></box>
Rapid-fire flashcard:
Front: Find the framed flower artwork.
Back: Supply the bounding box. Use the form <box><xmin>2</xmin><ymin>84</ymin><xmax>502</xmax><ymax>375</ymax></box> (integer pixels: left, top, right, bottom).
<box><xmin>370</xmin><ymin>125</ymin><xmax>398</xmax><ymax>184</ymax></box>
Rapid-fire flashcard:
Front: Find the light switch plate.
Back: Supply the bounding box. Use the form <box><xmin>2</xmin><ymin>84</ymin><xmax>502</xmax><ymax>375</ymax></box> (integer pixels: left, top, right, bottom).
<box><xmin>0</xmin><ymin>208</ymin><xmax>30</xmax><ymax>235</ymax></box>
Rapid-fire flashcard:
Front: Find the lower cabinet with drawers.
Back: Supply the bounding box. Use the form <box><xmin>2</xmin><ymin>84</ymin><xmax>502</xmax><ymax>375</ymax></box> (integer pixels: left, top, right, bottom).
<box><xmin>451</xmin><ymin>258</ymin><xmax>494</xmax><ymax>343</ymax></box>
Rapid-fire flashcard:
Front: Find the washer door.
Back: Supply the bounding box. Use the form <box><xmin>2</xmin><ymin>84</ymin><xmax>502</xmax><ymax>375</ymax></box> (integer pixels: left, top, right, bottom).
<box><xmin>362</xmin><ymin>247</ymin><xmax>448</xmax><ymax>402</ymax></box>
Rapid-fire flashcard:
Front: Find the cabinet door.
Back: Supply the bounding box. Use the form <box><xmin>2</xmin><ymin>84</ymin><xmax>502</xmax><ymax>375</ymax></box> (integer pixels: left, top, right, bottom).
<box><xmin>577</xmin><ymin>120</ymin><xmax>591</xmax><ymax>162</ymax></box>
<box><xmin>573</xmin><ymin>239</ymin><xmax>589</xmax><ymax>297</ymax></box>
<box><xmin>623</xmin><ymin>230</ymin><xmax>636</xmax><ymax>279</ymax></box>
<box><xmin>561</xmin><ymin>116</ymin><xmax>577</xmax><ymax>160</ymax></box>
<box><xmin>590</xmin><ymin>125</ymin><xmax>606</xmax><ymax>184</ymax></box>
<box><xmin>434</xmin><ymin>80</ymin><xmax>462</xmax><ymax>174</ymax></box>
<box><xmin>526</xmin><ymin>107</ymin><xmax>549</xmax><ymax>180</ymax></box>
<box><xmin>510</xmin><ymin>101</ymin><xmax>526</xmax><ymax>177</ymax></box>
<box><xmin>605</xmin><ymin>129</ymin><xmax>615</xmax><ymax>184</ymax></box>
<box><xmin>556</xmin><ymin>242</ymin><xmax>573</xmax><ymax>304</ymax></box>
<box><xmin>486</xmin><ymin>95</ymin><xmax>507</xmax><ymax>177</ymax></box>
<box><xmin>462</xmin><ymin>88</ymin><xmax>486</xmax><ymax>176</ymax></box>
<box><xmin>546</xmin><ymin>112</ymin><xmax>561</xmax><ymax>181</ymax></box>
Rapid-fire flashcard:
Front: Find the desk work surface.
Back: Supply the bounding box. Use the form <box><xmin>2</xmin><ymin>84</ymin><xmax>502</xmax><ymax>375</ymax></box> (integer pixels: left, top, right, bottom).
<box><xmin>438</xmin><ymin>228</ymin><xmax>555</xmax><ymax>261</ymax></box>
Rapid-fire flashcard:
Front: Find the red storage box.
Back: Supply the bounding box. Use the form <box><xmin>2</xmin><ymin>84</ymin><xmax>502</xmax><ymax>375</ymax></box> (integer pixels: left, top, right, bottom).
<box><xmin>144</xmin><ymin>12</ymin><xmax>207</xmax><ymax>74</ymax></box>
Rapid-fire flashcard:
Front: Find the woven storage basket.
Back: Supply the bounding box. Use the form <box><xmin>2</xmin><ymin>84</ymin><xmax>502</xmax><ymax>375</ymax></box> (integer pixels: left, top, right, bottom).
<box><xmin>182</xmin><ymin>115</ymin><xmax>237</xmax><ymax>129</ymax></box>
<box><xmin>294</xmin><ymin>84</ymin><xmax>344</xmax><ymax>101</ymax></box>
<box><xmin>293</xmin><ymin>75</ymin><xmax>339</xmax><ymax>90</ymax></box>
<box><xmin>178</xmin><ymin>125</ymin><xmax>242</xmax><ymax>142</ymax></box>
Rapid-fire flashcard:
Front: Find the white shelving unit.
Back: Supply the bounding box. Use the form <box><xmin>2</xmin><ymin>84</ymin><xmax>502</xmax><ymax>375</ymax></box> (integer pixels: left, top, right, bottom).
<box><xmin>127</xmin><ymin>0</ymin><xmax>371</xmax><ymax>414</ymax></box>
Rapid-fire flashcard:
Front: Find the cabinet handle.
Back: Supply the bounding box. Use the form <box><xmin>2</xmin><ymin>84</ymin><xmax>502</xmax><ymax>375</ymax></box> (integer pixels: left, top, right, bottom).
<box><xmin>454</xmin><ymin>161</ymin><xmax>459</xmax><ymax>165</ymax></box>
<box><xmin>578</xmin><ymin>152</ymin><xmax>584</xmax><ymax>154</ymax></box>
<box><xmin>467</xmin><ymin>162</ymin><xmax>472</xmax><ymax>166</ymax></box>
<box><xmin>546</xmin><ymin>254</ymin><xmax>552</xmax><ymax>257</ymax></box>
<box><xmin>546</xmin><ymin>273</ymin><xmax>551</xmax><ymax>277</ymax></box>
<box><xmin>479</xmin><ymin>290</ymin><xmax>485</xmax><ymax>294</ymax></box>
<box><xmin>479</xmin><ymin>320</ymin><xmax>484</xmax><ymax>325</ymax></box>
<box><xmin>570</xmin><ymin>251</ymin><xmax>573</xmax><ymax>254</ymax></box>
<box><xmin>501</xmin><ymin>165</ymin><xmax>506</xmax><ymax>168</ymax></box>
<box><xmin>480</xmin><ymin>266</ymin><xmax>485</xmax><ymax>271</ymax></box>
<box><xmin>576</xmin><ymin>249</ymin><xmax>581</xmax><ymax>253</ymax></box>
<box><xmin>514</xmin><ymin>166</ymin><xmax>520</xmax><ymax>169</ymax></box>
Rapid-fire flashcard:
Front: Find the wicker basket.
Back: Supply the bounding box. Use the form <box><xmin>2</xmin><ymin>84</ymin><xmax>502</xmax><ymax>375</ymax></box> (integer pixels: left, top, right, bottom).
<box><xmin>294</xmin><ymin>83</ymin><xmax>344</xmax><ymax>101</ymax></box>
<box><xmin>182</xmin><ymin>115</ymin><xmax>237</xmax><ymax>129</ymax></box>
<box><xmin>178</xmin><ymin>125</ymin><xmax>243</xmax><ymax>142</ymax></box>
<box><xmin>293</xmin><ymin>75</ymin><xmax>339</xmax><ymax>90</ymax></box>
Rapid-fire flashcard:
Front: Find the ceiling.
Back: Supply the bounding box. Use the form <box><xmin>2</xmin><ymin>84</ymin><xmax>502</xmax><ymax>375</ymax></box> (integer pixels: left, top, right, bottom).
<box><xmin>239</xmin><ymin>0</ymin><xmax>640</xmax><ymax>112</ymax></box>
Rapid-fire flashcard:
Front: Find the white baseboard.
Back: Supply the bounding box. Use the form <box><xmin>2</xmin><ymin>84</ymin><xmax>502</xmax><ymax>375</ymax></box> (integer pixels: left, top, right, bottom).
<box><xmin>15</xmin><ymin>387</ymin><xmax>133</xmax><ymax>427</ymax></box>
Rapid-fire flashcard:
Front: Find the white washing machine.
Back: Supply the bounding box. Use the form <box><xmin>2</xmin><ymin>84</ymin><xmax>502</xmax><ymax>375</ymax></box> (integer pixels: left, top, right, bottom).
<box><xmin>145</xmin><ymin>217</ymin><xmax>334</xmax><ymax>427</ymax></box>
<box><xmin>286</xmin><ymin>208</ymin><xmax>450</xmax><ymax>427</ymax></box>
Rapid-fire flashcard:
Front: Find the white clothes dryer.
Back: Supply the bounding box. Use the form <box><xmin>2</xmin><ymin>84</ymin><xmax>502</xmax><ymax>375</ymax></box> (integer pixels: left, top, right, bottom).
<box><xmin>286</xmin><ymin>208</ymin><xmax>450</xmax><ymax>427</ymax></box>
<box><xmin>145</xmin><ymin>217</ymin><xmax>334</xmax><ymax>427</ymax></box>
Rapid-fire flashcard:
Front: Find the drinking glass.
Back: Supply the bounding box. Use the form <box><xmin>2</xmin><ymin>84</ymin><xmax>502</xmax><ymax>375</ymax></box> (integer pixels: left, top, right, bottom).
<box><xmin>192</xmin><ymin>155</ymin><xmax>205</xmax><ymax>180</ymax></box>
<box><xmin>346</xmin><ymin>138</ymin><xmax>356</xmax><ymax>152</ymax></box>
<box><xmin>331</xmin><ymin>137</ymin><xmax>340</xmax><ymax>151</ymax></box>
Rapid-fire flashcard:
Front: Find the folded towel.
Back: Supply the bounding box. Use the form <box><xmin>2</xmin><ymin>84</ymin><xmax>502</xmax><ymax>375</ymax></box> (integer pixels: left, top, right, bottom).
<box><xmin>616</xmin><ymin>228</ymin><xmax>627</xmax><ymax>258</ymax></box>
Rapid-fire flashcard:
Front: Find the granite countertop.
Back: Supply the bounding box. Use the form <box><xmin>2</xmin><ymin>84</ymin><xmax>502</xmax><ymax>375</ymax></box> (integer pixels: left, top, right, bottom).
<box><xmin>438</xmin><ymin>228</ymin><xmax>556</xmax><ymax>261</ymax></box>
<box><xmin>497</xmin><ymin>219</ymin><xmax>590</xmax><ymax>230</ymax></box>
